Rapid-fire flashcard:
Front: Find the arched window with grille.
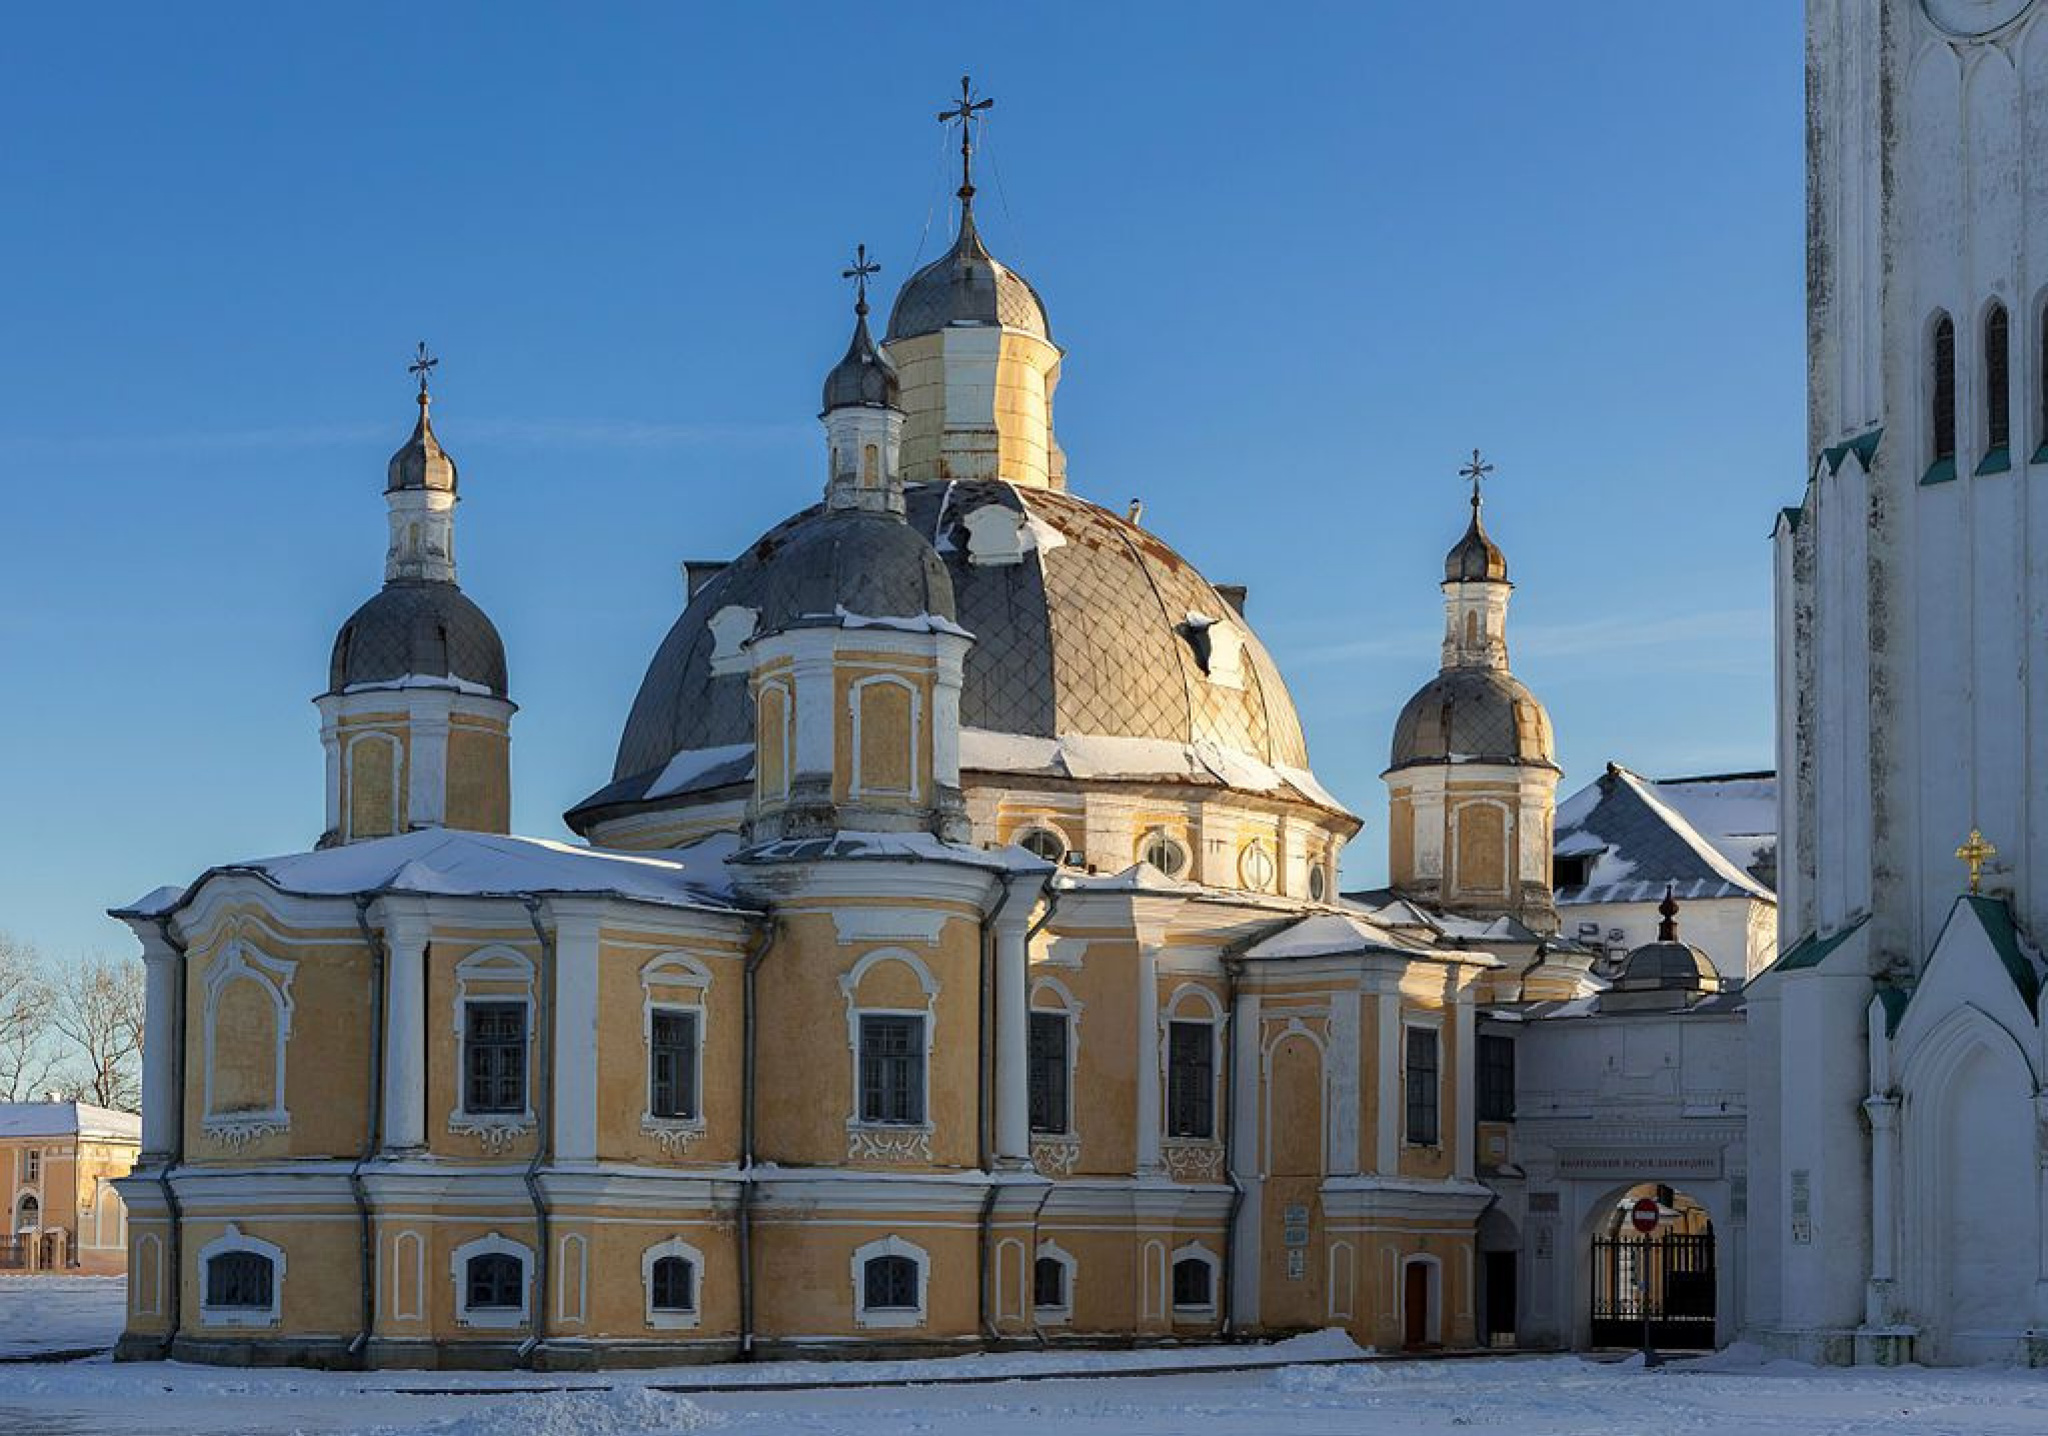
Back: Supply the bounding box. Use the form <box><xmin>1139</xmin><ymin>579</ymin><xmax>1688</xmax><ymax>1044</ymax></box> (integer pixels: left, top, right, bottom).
<box><xmin>1929</xmin><ymin>312</ymin><xmax>1957</xmax><ymax>481</ymax></box>
<box><xmin>1984</xmin><ymin>302</ymin><xmax>2011</xmax><ymax>470</ymax></box>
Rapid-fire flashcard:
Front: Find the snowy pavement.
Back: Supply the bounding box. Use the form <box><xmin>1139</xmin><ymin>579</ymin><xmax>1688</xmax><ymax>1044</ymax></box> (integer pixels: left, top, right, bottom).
<box><xmin>1</xmin><ymin>1278</ymin><xmax>2046</xmax><ymax>1436</ymax></box>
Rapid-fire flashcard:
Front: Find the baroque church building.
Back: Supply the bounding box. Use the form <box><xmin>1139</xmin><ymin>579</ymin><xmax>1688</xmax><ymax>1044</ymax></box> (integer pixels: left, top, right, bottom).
<box><xmin>111</xmin><ymin>105</ymin><xmax>1609</xmax><ymax>1369</ymax></box>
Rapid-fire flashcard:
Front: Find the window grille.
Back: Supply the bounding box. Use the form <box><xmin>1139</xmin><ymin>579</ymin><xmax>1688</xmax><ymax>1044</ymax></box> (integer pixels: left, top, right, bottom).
<box><xmin>465</xmin><ymin>1252</ymin><xmax>523</xmax><ymax>1310</ymax></box>
<box><xmin>205</xmin><ymin>1251</ymin><xmax>274</xmax><ymax>1310</ymax></box>
<box><xmin>1933</xmin><ymin>314</ymin><xmax>1957</xmax><ymax>463</ymax></box>
<box><xmin>858</xmin><ymin>1014</ymin><xmax>926</xmax><ymax>1125</ymax></box>
<box><xmin>463</xmin><ymin>1002</ymin><xmax>526</xmax><ymax>1115</ymax></box>
<box><xmin>1478</xmin><ymin>1033</ymin><xmax>1516</xmax><ymax>1122</ymax></box>
<box><xmin>1166</xmin><ymin>1020</ymin><xmax>1215</xmax><ymax>1139</ymax></box>
<box><xmin>1987</xmin><ymin>304</ymin><xmax>2011</xmax><ymax>450</ymax></box>
<box><xmin>650</xmin><ymin>1255</ymin><xmax>695</xmax><ymax>1312</ymax></box>
<box><xmin>649</xmin><ymin>1008</ymin><xmax>699</xmax><ymax>1120</ymax></box>
<box><xmin>863</xmin><ymin>1254</ymin><xmax>919</xmax><ymax>1310</ymax></box>
<box><xmin>1406</xmin><ymin>1027</ymin><xmax>1441</xmax><ymax>1145</ymax></box>
<box><xmin>1027</xmin><ymin>1011</ymin><xmax>1069</xmax><ymax>1135</ymax></box>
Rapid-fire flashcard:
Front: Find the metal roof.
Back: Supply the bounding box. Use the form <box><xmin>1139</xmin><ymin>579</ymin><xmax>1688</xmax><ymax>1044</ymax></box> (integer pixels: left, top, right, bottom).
<box><xmin>328</xmin><ymin>580</ymin><xmax>509</xmax><ymax>699</ymax></box>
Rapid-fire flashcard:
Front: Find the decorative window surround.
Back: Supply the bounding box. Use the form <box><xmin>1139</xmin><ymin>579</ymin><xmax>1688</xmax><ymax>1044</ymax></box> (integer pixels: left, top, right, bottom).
<box><xmin>449</xmin><ymin>948</ymin><xmax>537</xmax><ymax>1153</ymax></box>
<box><xmin>842</xmin><ymin>949</ymin><xmax>938</xmax><ymax>1163</ymax></box>
<box><xmin>200</xmin><ymin>936</ymin><xmax>297</xmax><ymax>1148</ymax></box>
<box><xmin>197</xmin><ymin>1225</ymin><xmax>285</xmax><ymax>1329</ymax></box>
<box><xmin>1029</xmin><ymin>975</ymin><xmax>1085</xmax><ymax>1141</ymax></box>
<box><xmin>342</xmin><ymin>732</ymin><xmax>402</xmax><ymax>841</ymax></box>
<box><xmin>641</xmin><ymin>1236</ymin><xmax>705</xmax><ymax>1330</ymax></box>
<box><xmin>1030</xmin><ymin>1134</ymin><xmax>1081</xmax><ymax>1176</ymax></box>
<box><xmin>1034</xmin><ymin>1240</ymin><xmax>1077</xmax><ymax>1325</ymax></box>
<box><xmin>641</xmin><ymin>954</ymin><xmax>711</xmax><ymax>1158</ymax></box>
<box><xmin>1162</xmin><ymin>984</ymin><xmax>1226</xmax><ymax>1143</ymax></box>
<box><xmin>451</xmin><ymin>1232</ymin><xmax>532</xmax><ymax>1330</ymax></box>
<box><xmin>1160</xmin><ymin>1138</ymin><xmax>1226</xmax><ymax>1183</ymax></box>
<box><xmin>852</xmin><ymin>1234</ymin><xmax>930</xmax><ymax>1329</ymax></box>
<box><xmin>1170</xmin><ymin>1242</ymin><xmax>1221</xmax><ymax>1317</ymax></box>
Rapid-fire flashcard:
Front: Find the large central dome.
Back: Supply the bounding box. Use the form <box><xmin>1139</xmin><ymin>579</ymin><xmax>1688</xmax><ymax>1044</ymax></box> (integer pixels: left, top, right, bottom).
<box><xmin>581</xmin><ymin>480</ymin><xmax>1314</xmax><ymax>824</ymax></box>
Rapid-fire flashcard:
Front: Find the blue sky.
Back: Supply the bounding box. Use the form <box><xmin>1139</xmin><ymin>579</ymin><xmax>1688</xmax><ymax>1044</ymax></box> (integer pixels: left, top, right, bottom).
<box><xmin>0</xmin><ymin>3</ymin><xmax>1804</xmax><ymax>959</ymax></box>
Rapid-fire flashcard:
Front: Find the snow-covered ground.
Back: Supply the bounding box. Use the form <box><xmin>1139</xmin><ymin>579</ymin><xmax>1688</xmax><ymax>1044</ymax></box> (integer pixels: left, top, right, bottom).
<box><xmin>0</xmin><ymin>1275</ymin><xmax>126</xmax><ymax>1358</ymax></box>
<box><xmin>2</xmin><ymin>1279</ymin><xmax>2045</xmax><ymax>1436</ymax></box>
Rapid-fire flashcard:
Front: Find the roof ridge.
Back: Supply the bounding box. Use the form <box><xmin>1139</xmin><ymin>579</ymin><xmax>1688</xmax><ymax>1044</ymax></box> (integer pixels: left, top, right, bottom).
<box><xmin>1610</xmin><ymin>767</ymin><xmax>1774</xmax><ymax>900</ymax></box>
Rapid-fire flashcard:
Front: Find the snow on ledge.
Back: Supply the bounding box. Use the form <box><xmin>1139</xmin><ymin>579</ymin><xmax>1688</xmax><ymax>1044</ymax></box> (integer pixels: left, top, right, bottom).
<box><xmin>960</xmin><ymin>728</ymin><xmax>1352</xmax><ymax>817</ymax></box>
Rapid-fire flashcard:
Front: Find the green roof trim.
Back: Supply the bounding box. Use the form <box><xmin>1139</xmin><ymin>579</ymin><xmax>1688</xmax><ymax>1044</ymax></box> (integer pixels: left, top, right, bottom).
<box><xmin>1822</xmin><ymin>440</ymin><xmax>1851</xmax><ymax>473</ymax></box>
<box><xmin>1975</xmin><ymin>446</ymin><xmax>2012</xmax><ymax>477</ymax></box>
<box><xmin>1777</xmin><ymin>505</ymin><xmax>1804</xmax><ymax>535</ymax></box>
<box><xmin>1960</xmin><ymin>894</ymin><xmax>2041</xmax><ymax>1011</ymax></box>
<box><xmin>1819</xmin><ymin>427</ymin><xmax>1883</xmax><ymax>476</ymax></box>
<box><xmin>1875</xmin><ymin>984</ymin><xmax>1913</xmax><ymax>1036</ymax></box>
<box><xmin>1773</xmin><ymin>914</ymin><xmax>1870</xmax><ymax>972</ymax></box>
<box><xmin>1921</xmin><ymin>456</ymin><xmax>1958</xmax><ymax>486</ymax></box>
<box><xmin>2032</xmin><ymin>441</ymin><xmax>2048</xmax><ymax>467</ymax></box>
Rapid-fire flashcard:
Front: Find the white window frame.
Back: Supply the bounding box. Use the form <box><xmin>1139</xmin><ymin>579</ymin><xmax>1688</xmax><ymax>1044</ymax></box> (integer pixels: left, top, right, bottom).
<box><xmin>842</xmin><ymin>949</ymin><xmax>938</xmax><ymax>1157</ymax></box>
<box><xmin>22</xmin><ymin>1148</ymin><xmax>39</xmax><ymax>1185</ymax></box>
<box><xmin>641</xmin><ymin>1236</ymin><xmax>705</xmax><ymax>1331</ymax></box>
<box><xmin>754</xmin><ymin>678</ymin><xmax>793</xmax><ymax>800</ymax></box>
<box><xmin>1138</xmin><ymin>827</ymin><xmax>1190</xmax><ymax>878</ymax></box>
<box><xmin>1028</xmin><ymin>976</ymin><xmax>1085</xmax><ymax>1142</ymax></box>
<box><xmin>451</xmin><ymin>1231</ymin><xmax>532</xmax><ymax>1330</ymax></box>
<box><xmin>848</xmin><ymin>673</ymin><xmax>923</xmax><ymax>801</ymax></box>
<box><xmin>1012</xmin><ymin>824</ymin><xmax>1071</xmax><ymax>865</ymax></box>
<box><xmin>852</xmin><ymin>1234</ymin><xmax>930</xmax><ymax>1330</ymax></box>
<box><xmin>1162</xmin><ymin>984</ymin><xmax>1226</xmax><ymax>1145</ymax></box>
<box><xmin>641</xmin><ymin>954</ymin><xmax>711</xmax><ymax>1151</ymax></box>
<box><xmin>1169</xmin><ymin>1241</ymin><xmax>1221</xmax><ymax>1319</ymax></box>
<box><xmin>197</xmin><ymin>1225</ymin><xmax>285</xmax><ymax>1329</ymax></box>
<box><xmin>200</xmin><ymin>938</ymin><xmax>297</xmax><ymax>1143</ymax></box>
<box><xmin>1033</xmin><ymin>1239</ymin><xmax>1078</xmax><ymax>1325</ymax></box>
<box><xmin>1238</xmin><ymin>838</ymin><xmax>1277</xmax><ymax>892</ymax></box>
<box><xmin>449</xmin><ymin>947</ymin><xmax>537</xmax><ymax>1146</ymax></box>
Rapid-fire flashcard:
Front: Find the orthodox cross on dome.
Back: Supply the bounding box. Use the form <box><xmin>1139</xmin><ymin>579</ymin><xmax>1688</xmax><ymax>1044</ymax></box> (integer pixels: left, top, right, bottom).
<box><xmin>1956</xmin><ymin>827</ymin><xmax>1997</xmax><ymax>894</ymax></box>
<box><xmin>938</xmin><ymin>74</ymin><xmax>995</xmax><ymax>203</ymax></box>
<box><xmin>842</xmin><ymin>243</ymin><xmax>881</xmax><ymax>317</ymax></box>
<box><xmin>408</xmin><ymin>341</ymin><xmax>439</xmax><ymax>403</ymax></box>
<box><xmin>1459</xmin><ymin>448</ymin><xmax>1495</xmax><ymax>509</ymax></box>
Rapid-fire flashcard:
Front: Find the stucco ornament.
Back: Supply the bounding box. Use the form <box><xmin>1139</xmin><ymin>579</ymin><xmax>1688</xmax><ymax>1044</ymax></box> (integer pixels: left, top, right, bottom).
<box><xmin>1920</xmin><ymin>0</ymin><xmax>2035</xmax><ymax>38</ymax></box>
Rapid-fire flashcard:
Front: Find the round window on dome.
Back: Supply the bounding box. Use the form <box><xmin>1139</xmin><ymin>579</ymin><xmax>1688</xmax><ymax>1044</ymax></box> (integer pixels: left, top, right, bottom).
<box><xmin>1238</xmin><ymin>840</ymin><xmax>1277</xmax><ymax>893</ymax></box>
<box><xmin>1015</xmin><ymin>826</ymin><xmax>1069</xmax><ymax>864</ymax></box>
<box><xmin>1308</xmin><ymin>863</ymin><xmax>1329</xmax><ymax>903</ymax></box>
<box><xmin>1139</xmin><ymin>829</ymin><xmax>1189</xmax><ymax>879</ymax></box>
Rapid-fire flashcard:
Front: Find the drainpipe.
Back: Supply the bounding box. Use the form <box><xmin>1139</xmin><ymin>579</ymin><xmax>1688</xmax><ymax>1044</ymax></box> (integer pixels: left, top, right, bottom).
<box><xmin>976</xmin><ymin>873</ymin><xmax>1012</xmax><ymax>1342</ymax></box>
<box><xmin>1220</xmin><ymin>951</ymin><xmax>1247</xmax><ymax>1339</ymax></box>
<box><xmin>347</xmin><ymin>898</ymin><xmax>390</xmax><ymax>1365</ymax></box>
<box><xmin>149</xmin><ymin>916</ymin><xmax>189</xmax><ymax>1360</ymax></box>
<box><xmin>737</xmin><ymin>919</ymin><xmax>776</xmax><ymax>1361</ymax></box>
<box><xmin>519</xmin><ymin>897</ymin><xmax>555</xmax><ymax>1368</ymax></box>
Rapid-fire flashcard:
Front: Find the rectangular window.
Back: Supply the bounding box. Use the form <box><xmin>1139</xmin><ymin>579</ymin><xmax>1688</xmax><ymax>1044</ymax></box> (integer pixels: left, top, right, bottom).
<box><xmin>1172</xmin><ymin>1256</ymin><xmax>1213</xmax><ymax>1309</ymax></box>
<box><xmin>863</xmin><ymin>1254</ymin><xmax>918</xmax><ymax>1310</ymax></box>
<box><xmin>1478</xmin><ymin>1034</ymin><xmax>1516</xmax><ymax>1123</ymax></box>
<box><xmin>1027</xmin><ymin>1012</ymin><xmax>1069</xmax><ymax>1135</ymax></box>
<box><xmin>1034</xmin><ymin>1255</ymin><xmax>1066</xmax><ymax>1309</ymax></box>
<box><xmin>1166</xmin><ymin>1020</ymin><xmax>1215</xmax><ymax>1139</ymax></box>
<box><xmin>1405</xmin><ymin>1026</ymin><xmax>1441</xmax><ymax>1146</ymax></box>
<box><xmin>205</xmin><ymin>1252</ymin><xmax>274</xmax><ymax>1310</ymax></box>
<box><xmin>23</xmin><ymin>1149</ymin><xmax>39</xmax><ymax>1183</ymax></box>
<box><xmin>858</xmin><ymin>1014</ymin><xmax>926</xmax><ymax>1126</ymax></box>
<box><xmin>649</xmin><ymin>1008</ymin><xmax>700</xmax><ymax>1121</ymax></box>
<box><xmin>464</xmin><ymin>1001</ymin><xmax>527</xmax><ymax>1116</ymax></box>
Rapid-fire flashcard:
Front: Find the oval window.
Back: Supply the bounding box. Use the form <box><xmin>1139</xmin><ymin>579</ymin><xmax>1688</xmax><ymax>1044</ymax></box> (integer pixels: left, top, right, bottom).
<box><xmin>1238</xmin><ymin>840</ymin><xmax>1276</xmax><ymax>893</ymax></box>
<box><xmin>1308</xmin><ymin>864</ymin><xmax>1329</xmax><ymax>902</ymax></box>
<box><xmin>1015</xmin><ymin>827</ymin><xmax>1069</xmax><ymax>864</ymax></box>
<box><xmin>1140</xmin><ymin>829</ymin><xmax>1189</xmax><ymax>878</ymax></box>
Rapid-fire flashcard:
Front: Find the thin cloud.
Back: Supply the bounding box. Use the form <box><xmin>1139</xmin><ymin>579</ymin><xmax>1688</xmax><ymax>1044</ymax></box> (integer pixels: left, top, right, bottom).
<box><xmin>1275</xmin><ymin>607</ymin><xmax>1769</xmax><ymax>670</ymax></box>
<box><xmin>0</xmin><ymin>415</ymin><xmax>805</xmax><ymax>460</ymax></box>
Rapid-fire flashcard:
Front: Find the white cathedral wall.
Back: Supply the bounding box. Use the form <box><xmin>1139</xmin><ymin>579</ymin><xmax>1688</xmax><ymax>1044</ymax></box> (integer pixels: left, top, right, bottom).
<box><xmin>1554</xmin><ymin>897</ymin><xmax>1764</xmax><ymax>983</ymax></box>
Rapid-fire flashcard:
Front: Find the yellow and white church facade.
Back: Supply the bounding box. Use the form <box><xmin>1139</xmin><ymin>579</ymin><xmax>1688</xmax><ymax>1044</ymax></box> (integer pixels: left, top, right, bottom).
<box><xmin>110</xmin><ymin>114</ymin><xmax>1597</xmax><ymax>1370</ymax></box>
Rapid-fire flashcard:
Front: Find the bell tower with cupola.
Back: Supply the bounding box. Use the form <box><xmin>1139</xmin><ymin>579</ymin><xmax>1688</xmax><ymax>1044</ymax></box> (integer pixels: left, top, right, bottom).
<box><xmin>744</xmin><ymin>261</ymin><xmax>972</xmax><ymax>845</ymax></box>
<box><xmin>881</xmin><ymin>76</ymin><xmax>1065</xmax><ymax>490</ymax></box>
<box><xmin>1384</xmin><ymin>453</ymin><xmax>1559</xmax><ymax>932</ymax></box>
<box><xmin>317</xmin><ymin>347</ymin><xmax>515</xmax><ymax>846</ymax></box>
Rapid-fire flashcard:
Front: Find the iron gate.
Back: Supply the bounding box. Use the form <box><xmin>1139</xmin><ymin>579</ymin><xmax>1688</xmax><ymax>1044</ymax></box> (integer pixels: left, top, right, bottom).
<box><xmin>1589</xmin><ymin>1233</ymin><xmax>1715</xmax><ymax>1348</ymax></box>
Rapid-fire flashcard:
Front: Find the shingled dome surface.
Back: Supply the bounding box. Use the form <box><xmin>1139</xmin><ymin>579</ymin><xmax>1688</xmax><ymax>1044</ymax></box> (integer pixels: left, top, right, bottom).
<box><xmin>1388</xmin><ymin>667</ymin><xmax>1554</xmax><ymax>771</ymax></box>
<box><xmin>603</xmin><ymin>480</ymin><xmax>1310</xmax><ymax>803</ymax></box>
<box><xmin>885</xmin><ymin>213</ymin><xmax>1051</xmax><ymax>343</ymax></box>
<box><xmin>328</xmin><ymin>580</ymin><xmax>508</xmax><ymax>697</ymax></box>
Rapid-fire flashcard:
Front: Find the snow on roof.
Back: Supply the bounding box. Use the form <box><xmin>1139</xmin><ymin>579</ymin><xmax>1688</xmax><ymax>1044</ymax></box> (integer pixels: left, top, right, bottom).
<box><xmin>735</xmin><ymin>829</ymin><xmax>1052</xmax><ymax>874</ymax></box>
<box><xmin>1554</xmin><ymin>765</ymin><xmax>1776</xmax><ymax>906</ymax></box>
<box><xmin>1243</xmin><ymin>911</ymin><xmax>1497</xmax><ymax>966</ymax></box>
<box><xmin>114</xmin><ymin>829</ymin><xmax>752</xmax><ymax>922</ymax></box>
<box><xmin>646</xmin><ymin>742</ymin><xmax>755</xmax><ymax>802</ymax></box>
<box><xmin>0</xmin><ymin>1101</ymin><xmax>141</xmax><ymax>1142</ymax></box>
<box><xmin>958</xmin><ymin>728</ymin><xmax>1353</xmax><ymax>818</ymax></box>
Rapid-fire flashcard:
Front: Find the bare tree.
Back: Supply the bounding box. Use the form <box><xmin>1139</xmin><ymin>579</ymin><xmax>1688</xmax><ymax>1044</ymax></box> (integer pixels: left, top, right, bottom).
<box><xmin>49</xmin><ymin>954</ymin><xmax>145</xmax><ymax>1111</ymax></box>
<box><xmin>0</xmin><ymin>934</ymin><xmax>59</xmax><ymax>1102</ymax></box>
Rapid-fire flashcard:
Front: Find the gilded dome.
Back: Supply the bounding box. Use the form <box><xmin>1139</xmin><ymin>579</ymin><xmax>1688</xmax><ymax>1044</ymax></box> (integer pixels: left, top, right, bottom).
<box><xmin>1388</xmin><ymin>667</ymin><xmax>1554</xmax><ymax>772</ymax></box>
<box><xmin>387</xmin><ymin>397</ymin><xmax>458</xmax><ymax>494</ymax></box>
<box><xmin>583</xmin><ymin>480</ymin><xmax>1313</xmax><ymax>823</ymax></box>
<box><xmin>885</xmin><ymin>210</ymin><xmax>1051</xmax><ymax>343</ymax></box>
<box><xmin>1445</xmin><ymin>502</ymin><xmax>1506</xmax><ymax>583</ymax></box>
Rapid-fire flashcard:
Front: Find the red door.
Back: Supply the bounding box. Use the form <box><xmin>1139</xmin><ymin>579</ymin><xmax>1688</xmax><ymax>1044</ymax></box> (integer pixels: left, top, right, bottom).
<box><xmin>1404</xmin><ymin>1263</ymin><xmax>1431</xmax><ymax>1349</ymax></box>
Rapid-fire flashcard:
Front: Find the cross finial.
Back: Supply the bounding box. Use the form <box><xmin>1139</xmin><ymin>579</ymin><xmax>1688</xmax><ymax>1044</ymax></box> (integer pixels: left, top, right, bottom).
<box><xmin>408</xmin><ymin>341</ymin><xmax>439</xmax><ymax>406</ymax></box>
<box><xmin>842</xmin><ymin>243</ymin><xmax>881</xmax><ymax>318</ymax></box>
<box><xmin>937</xmin><ymin>74</ymin><xmax>995</xmax><ymax>204</ymax></box>
<box><xmin>1956</xmin><ymin>827</ymin><xmax>1997</xmax><ymax>895</ymax></box>
<box><xmin>1459</xmin><ymin>448</ymin><xmax>1495</xmax><ymax>508</ymax></box>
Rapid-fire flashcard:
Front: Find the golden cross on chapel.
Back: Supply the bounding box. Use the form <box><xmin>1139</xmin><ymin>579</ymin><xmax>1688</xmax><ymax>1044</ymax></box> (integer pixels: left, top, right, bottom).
<box><xmin>1956</xmin><ymin>827</ymin><xmax>1997</xmax><ymax>894</ymax></box>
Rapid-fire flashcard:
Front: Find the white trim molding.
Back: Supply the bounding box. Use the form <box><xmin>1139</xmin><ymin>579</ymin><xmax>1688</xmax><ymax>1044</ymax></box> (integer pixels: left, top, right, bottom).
<box><xmin>200</xmin><ymin>935</ymin><xmax>297</xmax><ymax>1148</ymax></box>
<box><xmin>451</xmin><ymin>1231</ymin><xmax>532</xmax><ymax>1330</ymax></box>
<box><xmin>847</xmin><ymin>673</ymin><xmax>924</xmax><ymax>801</ymax></box>
<box><xmin>640</xmin><ymin>953</ymin><xmax>712</xmax><ymax>1157</ymax></box>
<box><xmin>641</xmin><ymin>1235</ymin><xmax>706</xmax><ymax>1331</ymax></box>
<box><xmin>1170</xmin><ymin>1240</ymin><xmax>1221</xmax><ymax>1318</ymax></box>
<box><xmin>852</xmin><ymin>1233</ymin><xmax>930</xmax><ymax>1330</ymax></box>
<box><xmin>842</xmin><ymin>949</ymin><xmax>939</xmax><ymax>1162</ymax></box>
<box><xmin>448</xmin><ymin>946</ymin><xmax>538</xmax><ymax>1152</ymax></box>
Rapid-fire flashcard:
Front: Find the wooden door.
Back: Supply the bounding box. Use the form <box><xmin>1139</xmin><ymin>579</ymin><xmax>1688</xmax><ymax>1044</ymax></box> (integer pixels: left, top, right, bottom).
<box><xmin>1404</xmin><ymin>1262</ymin><xmax>1430</xmax><ymax>1349</ymax></box>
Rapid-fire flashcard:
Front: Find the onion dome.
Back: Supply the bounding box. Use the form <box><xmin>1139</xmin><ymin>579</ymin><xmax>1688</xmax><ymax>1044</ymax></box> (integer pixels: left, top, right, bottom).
<box><xmin>823</xmin><ymin>307</ymin><xmax>899</xmax><ymax>412</ymax></box>
<box><xmin>328</xmin><ymin>582</ymin><xmax>508</xmax><ymax>698</ymax></box>
<box><xmin>387</xmin><ymin>388</ymin><xmax>458</xmax><ymax>494</ymax></box>
<box><xmin>1445</xmin><ymin>496</ymin><xmax>1507</xmax><ymax>583</ymax></box>
<box><xmin>885</xmin><ymin>205</ymin><xmax>1051</xmax><ymax>343</ymax></box>
<box><xmin>1389</xmin><ymin>667</ymin><xmax>1555</xmax><ymax>771</ymax></box>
